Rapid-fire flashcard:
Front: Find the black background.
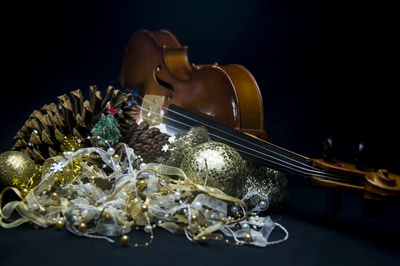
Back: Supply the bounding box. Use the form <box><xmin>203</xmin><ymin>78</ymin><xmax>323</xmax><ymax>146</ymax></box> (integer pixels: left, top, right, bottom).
<box><xmin>1</xmin><ymin>1</ymin><xmax>399</xmax><ymax>265</ymax></box>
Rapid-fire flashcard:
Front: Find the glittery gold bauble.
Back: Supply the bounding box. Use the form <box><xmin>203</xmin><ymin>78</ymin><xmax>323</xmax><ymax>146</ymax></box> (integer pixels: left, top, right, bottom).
<box><xmin>243</xmin><ymin>162</ymin><xmax>289</xmax><ymax>211</ymax></box>
<box><xmin>0</xmin><ymin>151</ymin><xmax>39</xmax><ymax>189</ymax></box>
<box><xmin>163</xmin><ymin>127</ymin><xmax>210</xmax><ymax>167</ymax></box>
<box><xmin>180</xmin><ymin>141</ymin><xmax>245</xmax><ymax>197</ymax></box>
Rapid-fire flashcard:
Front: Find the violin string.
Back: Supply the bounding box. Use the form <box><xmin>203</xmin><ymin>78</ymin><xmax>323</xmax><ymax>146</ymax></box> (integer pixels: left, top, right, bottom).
<box><xmin>142</xmin><ymin>115</ymin><xmax>358</xmax><ymax>183</ymax></box>
<box><xmin>134</xmin><ymin>94</ymin><xmax>319</xmax><ymax>171</ymax></box>
<box><xmin>134</xmin><ymin>97</ymin><xmax>348</xmax><ymax>180</ymax></box>
<box><xmin>157</xmin><ymin>120</ymin><xmax>351</xmax><ymax>182</ymax></box>
<box><xmin>140</xmin><ymin>112</ymin><xmax>319</xmax><ymax>177</ymax></box>
<box><xmin>137</xmin><ymin>103</ymin><xmax>354</xmax><ymax>182</ymax></box>
<box><xmin>134</xmin><ymin>94</ymin><xmax>356</xmax><ymax>182</ymax></box>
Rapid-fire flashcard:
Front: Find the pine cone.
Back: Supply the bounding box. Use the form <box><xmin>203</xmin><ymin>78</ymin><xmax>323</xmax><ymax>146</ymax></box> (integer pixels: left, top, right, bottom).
<box><xmin>121</xmin><ymin>121</ymin><xmax>170</xmax><ymax>163</ymax></box>
<box><xmin>12</xmin><ymin>85</ymin><xmax>138</xmax><ymax>163</ymax></box>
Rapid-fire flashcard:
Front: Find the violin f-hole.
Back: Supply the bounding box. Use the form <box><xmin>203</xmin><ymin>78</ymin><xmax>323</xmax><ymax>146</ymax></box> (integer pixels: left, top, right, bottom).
<box><xmin>153</xmin><ymin>64</ymin><xmax>175</xmax><ymax>92</ymax></box>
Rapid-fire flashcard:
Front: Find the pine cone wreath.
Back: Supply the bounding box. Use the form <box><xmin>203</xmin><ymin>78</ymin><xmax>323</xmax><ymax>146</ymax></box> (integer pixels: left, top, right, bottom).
<box><xmin>12</xmin><ymin>85</ymin><xmax>139</xmax><ymax>163</ymax></box>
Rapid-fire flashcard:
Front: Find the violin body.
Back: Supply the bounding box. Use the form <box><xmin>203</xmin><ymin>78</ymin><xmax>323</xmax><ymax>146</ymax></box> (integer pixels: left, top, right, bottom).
<box><xmin>121</xmin><ymin>29</ymin><xmax>268</xmax><ymax>140</ymax></box>
<box><xmin>121</xmin><ymin>29</ymin><xmax>400</xmax><ymax>200</ymax></box>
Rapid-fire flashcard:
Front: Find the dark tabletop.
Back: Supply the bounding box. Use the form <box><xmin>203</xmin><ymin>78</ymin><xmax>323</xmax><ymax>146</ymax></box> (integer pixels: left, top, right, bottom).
<box><xmin>1</xmin><ymin>181</ymin><xmax>399</xmax><ymax>266</ymax></box>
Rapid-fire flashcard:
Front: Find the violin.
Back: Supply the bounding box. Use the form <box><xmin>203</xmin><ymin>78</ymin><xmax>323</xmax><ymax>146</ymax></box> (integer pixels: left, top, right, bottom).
<box><xmin>121</xmin><ymin>29</ymin><xmax>268</xmax><ymax>140</ymax></box>
<box><xmin>121</xmin><ymin>29</ymin><xmax>400</xmax><ymax>201</ymax></box>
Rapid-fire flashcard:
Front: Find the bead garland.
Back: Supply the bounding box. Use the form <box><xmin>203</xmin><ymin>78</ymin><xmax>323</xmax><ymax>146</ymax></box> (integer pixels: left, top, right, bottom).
<box><xmin>0</xmin><ymin>135</ymin><xmax>288</xmax><ymax>248</ymax></box>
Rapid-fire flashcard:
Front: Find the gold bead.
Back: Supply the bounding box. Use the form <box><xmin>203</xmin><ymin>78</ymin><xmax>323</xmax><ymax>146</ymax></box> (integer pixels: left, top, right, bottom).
<box><xmin>113</xmin><ymin>154</ymin><xmax>120</xmax><ymax>161</ymax></box>
<box><xmin>141</xmin><ymin>204</ymin><xmax>148</xmax><ymax>212</ymax></box>
<box><xmin>225</xmin><ymin>239</ymin><xmax>229</xmax><ymax>244</ymax></box>
<box><xmin>21</xmin><ymin>188</ymin><xmax>29</xmax><ymax>197</ymax></box>
<box><xmin>78</xmin><ymin>222</ymin><xmax>87</xmax><ymax>232</ymax></box>
<box><xmin>198</xmin><ymin>236</ymin><xmax>207</xmax><ymax>244</ymax></box>
<box><xmin>55</xmin><ymin>219</ymin><xmax>64</xmax><ymax>229</ymax></box>
<box><xmin>191</xmin><ymin>214</ymin><xmax>197</xmax><ymax>222</ymax></box>
<box><xmin>244</xmin><ymin>233</ymin><xmax>253</xmax><ymax>243</ymax></box>
<box><xmin>145</xmin><ymin>242</ymin><xmax>149</xmax><ymax>247</ymax></box>
<box><xmin>120</xmin><ymin>235</ymin><xmax>130</xmax><ymax>245</ymax></box>
<box><xmin>150</xmin><ymin>235</ymin><xmax>154</xmax><ymax>240</ymax></box>
<box><xmin>102</xmin><ymin>212</ymin><xmax>112</xmax><ymax>220</ymax></box>
<box><xmin>50</xmin><ymin>192</ymin><xmax>59</xmax><ymax>200</ymax></box>
<box><xmin>134</xmin><ymin>243</ymin><xmax>138</xmax><ymax>248</ymax></box>
<box><xmin>220</xmin><ymin>217</ymin><xmax>228</xmax><ymax>224</ymax></box>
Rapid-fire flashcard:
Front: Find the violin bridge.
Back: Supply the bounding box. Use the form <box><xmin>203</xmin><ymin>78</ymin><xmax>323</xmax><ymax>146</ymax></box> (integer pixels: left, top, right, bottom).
<box><xmin>140</xmin><ymin>94</ymin><xmax>166</xmax><ymax>126</ymax></box>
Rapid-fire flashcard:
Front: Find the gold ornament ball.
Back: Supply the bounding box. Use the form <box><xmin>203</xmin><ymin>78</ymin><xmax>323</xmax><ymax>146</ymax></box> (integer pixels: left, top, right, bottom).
<box><xmin>0</xmin><ymin>151</ymin><xmax>38</xmax><ymax>189</ymax></box>
<box><xmin>180</xmin><ymin>141</ymin><xmax>246</xmax><ymax>197</ymax></box>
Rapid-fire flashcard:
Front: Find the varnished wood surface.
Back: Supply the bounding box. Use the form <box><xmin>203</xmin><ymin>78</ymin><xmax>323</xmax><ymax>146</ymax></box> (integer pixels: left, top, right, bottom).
<box><xmin>121</xmin><ymin>29</ymin><xmax>269</xmax><ymax>140</ymax></box>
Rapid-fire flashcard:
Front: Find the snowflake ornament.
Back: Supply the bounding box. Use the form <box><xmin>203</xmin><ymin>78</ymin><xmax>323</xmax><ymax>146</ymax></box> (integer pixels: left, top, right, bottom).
<box><xmin>168</xmin><ymin>135</ymin><xmax>176</xmax><ymax>144</ymax></box>
<box><xmin>161</xmin><ymin>144</ymin><xmax>169</xmax><ymax>152</ymax></box>
<box><xmin>50</xmin><ymin>162</ymin><xmax>65</xmax><ymax>173</ymax></box>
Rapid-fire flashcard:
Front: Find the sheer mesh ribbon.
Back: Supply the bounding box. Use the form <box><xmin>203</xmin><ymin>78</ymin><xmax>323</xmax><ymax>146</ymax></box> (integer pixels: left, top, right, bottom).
<box><xmin>0</xmin><ymin>144</ymin><xmax>288</xmax><ymax>246</ymax></box>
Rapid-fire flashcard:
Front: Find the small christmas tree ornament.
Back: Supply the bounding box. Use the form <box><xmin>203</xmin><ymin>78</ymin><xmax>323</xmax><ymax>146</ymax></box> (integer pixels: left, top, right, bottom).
<box><xmin>91</xmin><ymin>106</ymin><xmax>122</xmax><ymax>147</ymax></box>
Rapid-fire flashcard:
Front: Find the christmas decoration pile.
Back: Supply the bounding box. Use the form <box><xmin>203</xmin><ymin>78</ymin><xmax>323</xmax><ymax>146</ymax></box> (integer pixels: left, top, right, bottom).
<box><xmin>0</xmin><ymin>86</ymin><xmax>288</xmax><ymax>248</ymax></box>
